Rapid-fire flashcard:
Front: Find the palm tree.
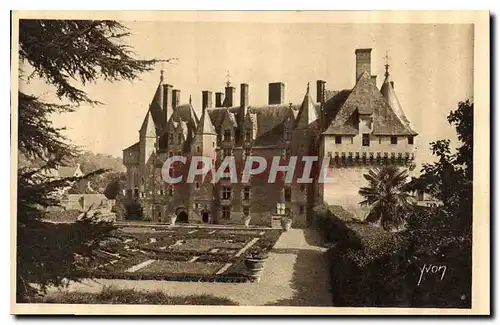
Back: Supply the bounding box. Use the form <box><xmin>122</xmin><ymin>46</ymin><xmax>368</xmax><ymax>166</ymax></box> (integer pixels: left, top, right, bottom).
<box><xmin>359</xmin><ymin>165</ymin><xmax>414</xmax><ymax>230</ymax></box>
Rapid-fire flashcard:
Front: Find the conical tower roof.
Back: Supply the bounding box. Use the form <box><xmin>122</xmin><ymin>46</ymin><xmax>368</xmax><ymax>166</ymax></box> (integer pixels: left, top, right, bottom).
<box><xmin>380</xmin><ymin>69</ymin><xmax>413</xmax><ymax>129</ymax></box>
<box><xmin>197</xmin><ymin>107</ymin><xmax>216</xmax><ymax>135</ymax></box>
<box><xmin>294</xmin><ymin>83</ymin><xmax>318</xmax><ymax>129</ymax></box>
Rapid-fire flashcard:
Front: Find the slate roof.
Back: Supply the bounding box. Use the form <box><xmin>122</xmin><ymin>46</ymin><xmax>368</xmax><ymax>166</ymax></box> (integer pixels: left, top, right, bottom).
<box><xmin>294</xmin><ymin>84</ymin><xmax>319</xmax><ymax>129</ymax></box>
<box><xmin>123</xmin><ymin>142</ymin><xmax>139</xmax><ymax>152</ymax></box>
<box><xmin>57</xmin><ymin>166</ymin><xmax>79</xmax><ymax>178</ymax></box>
<box><xmin>323</xmin><ymin>71</ymin><xmax>417</xmax><ymax>136</ymax></box>
<box><xmin>139</xmin><ymin>109</ymin><xmax>157</xmax><ymax>138</ymax></box>
<box><xmin>149</xmin><ymin>81</ymin><xmax>166</xmax><ymax>134</ymax></box>
<box><xmin>380</xmin><ymin>73</ymin><xmax>417</xmax><ymax>135</ymax></box>
<box><xmin>197</xmin><ymin>108</ymin><xmax>217</xmax><ymax>135</ymax></box>
<box><xmin>208</xmin><ymin>104</ymin><xmax>296</xmax><ymax>140</ymax></box>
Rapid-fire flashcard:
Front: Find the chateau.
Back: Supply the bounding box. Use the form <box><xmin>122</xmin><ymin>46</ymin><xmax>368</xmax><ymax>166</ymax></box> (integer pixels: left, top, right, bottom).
<box><xmin>121</xmin><ymin>48</ymin><xmax>417</xmax><ymax>227</ymax></box>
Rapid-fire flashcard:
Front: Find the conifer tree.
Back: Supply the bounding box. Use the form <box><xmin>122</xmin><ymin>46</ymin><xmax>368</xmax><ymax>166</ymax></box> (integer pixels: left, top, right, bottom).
<box><xmin>17</xmin><ymin>20</ymin><xmax>168</xmax><ymax>301</ymax></box>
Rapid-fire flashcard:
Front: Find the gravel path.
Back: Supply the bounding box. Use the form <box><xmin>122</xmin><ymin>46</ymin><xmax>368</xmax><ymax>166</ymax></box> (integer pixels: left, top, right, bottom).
<box><xmin>52</xmin><ymin>228</ymin><xmax>332</xmax><ymax>306</ymax></box>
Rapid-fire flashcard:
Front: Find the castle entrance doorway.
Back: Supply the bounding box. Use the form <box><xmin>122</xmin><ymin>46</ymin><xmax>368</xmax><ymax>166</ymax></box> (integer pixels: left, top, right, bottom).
<box><xmin>175</xmin><ymin>207</ymin><xmax>189</xmax><ymax>223</ymax></box>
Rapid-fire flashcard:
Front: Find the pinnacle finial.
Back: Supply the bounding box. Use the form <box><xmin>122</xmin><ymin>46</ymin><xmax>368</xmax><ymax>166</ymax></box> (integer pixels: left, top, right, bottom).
<box><xmin>189</xmin><ymin>95</ymin><xmax>192</xmax><ymax>105</ymax></box>
<box><xmin>307</xmin><ymin>82</ymin><xmax>310</xmax><ymax>94</ymax></box>
<box><xmin>160</xmin><ymin>62</ymin><xmax>165</xmax><ymax>82</ymax></box>
<box><xmin>384</xmin><ymin>51</ymin><xmax>390</xmax><ymax>77</ymax></box>
<box><xmin>225</xmin><ymin>70</ymin><xmax>231</xmax><ymax>87</ymax></box>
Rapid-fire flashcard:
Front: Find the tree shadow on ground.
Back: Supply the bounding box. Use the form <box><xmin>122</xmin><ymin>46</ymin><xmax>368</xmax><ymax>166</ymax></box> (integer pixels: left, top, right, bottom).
<box><xmin>264</xmin><ymin>228</ymin><xmax>332</xmax><ymax>307</ymax></box>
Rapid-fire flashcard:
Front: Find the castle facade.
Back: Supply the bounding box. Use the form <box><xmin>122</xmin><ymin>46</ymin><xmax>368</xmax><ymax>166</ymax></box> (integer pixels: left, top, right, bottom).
<box><xmin>121</xmin><ymin>48</ymin><xmax>417</xmax><ymax>227</ymax></box>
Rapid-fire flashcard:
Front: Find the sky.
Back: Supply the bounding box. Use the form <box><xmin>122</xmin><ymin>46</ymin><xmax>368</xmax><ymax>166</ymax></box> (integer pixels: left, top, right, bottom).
<box><xmin>19</xmin><ymin>20</ymin><xmax>474</xmax><ymax>171</ymax></box>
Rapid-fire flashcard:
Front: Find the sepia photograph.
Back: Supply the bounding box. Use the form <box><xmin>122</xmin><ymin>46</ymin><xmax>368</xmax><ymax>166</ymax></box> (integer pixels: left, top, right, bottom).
<box><xmin>10</xmin><ymin>11</ymin><xmax>490</xmax><ymax>315</ymax></box>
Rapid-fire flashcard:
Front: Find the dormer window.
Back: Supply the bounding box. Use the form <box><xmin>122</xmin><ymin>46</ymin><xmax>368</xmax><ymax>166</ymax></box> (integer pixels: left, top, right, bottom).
<box><xmin>335</xmin><ymin>136</ymin><xmax>342</xmax><ymax>144</ymax></box>
<box><xmin>408</xmin><ymin>136</ymin><xmax>414</xmax><ymax>145</ymax></box>
<box><xmin>391</xmin><ymin>136</ymin><xmax>398</xmax><ymax>145</ymax></box>
<box><xmin>223</xmin><ymin>129</ymin><xmax>232</xmax><ymax>142</ymax></box>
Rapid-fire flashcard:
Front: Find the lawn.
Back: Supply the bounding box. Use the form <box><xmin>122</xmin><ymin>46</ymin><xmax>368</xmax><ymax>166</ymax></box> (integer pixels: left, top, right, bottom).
<box><xmin>39</xmin><ymin>287</ymin><xmax>239</xmax><ymax>305</ymax></box>
<box><xmin>83</xmin><ymin>226</ymin><xmax>283</xmax><ymax>282</ymax></box>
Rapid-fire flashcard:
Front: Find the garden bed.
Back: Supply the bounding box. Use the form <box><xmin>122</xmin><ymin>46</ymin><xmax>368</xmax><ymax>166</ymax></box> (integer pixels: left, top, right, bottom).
<box><xmin>85</xmin><ymin>226</ymin><xmax>283</xmax><ymax>283</ymax></box>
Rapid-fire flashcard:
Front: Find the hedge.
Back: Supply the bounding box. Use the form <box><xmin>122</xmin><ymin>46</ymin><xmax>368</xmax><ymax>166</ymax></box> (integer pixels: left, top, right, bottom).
<box><xmin>313</xmin><ymin>203</ymin><xmax>471</xmax><ymax>308</ymax></box>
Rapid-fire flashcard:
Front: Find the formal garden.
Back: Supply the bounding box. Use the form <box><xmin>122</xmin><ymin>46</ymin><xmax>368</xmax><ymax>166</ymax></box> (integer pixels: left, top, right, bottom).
<box><xmin>78</xmin><ymin>225</ymin><xmax>283</xmax><ymax>283</ymax></box>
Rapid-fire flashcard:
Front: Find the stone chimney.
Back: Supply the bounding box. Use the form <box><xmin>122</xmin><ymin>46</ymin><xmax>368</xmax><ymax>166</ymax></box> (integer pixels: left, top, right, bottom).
<box><xmin>224</xmin><ymin>85</ymin><xmax>235</xmax><ymax>107</ymax></box>
<box><xmin>172</xmin><ymin>89</ymin><xmax>180</xmax><ymax>108</ymax></box>
<box><xmin>162</xmin><ymin>84</ymin><xmax>173</xmax><ymax>124</ymax></box>
<box><xmin>268</xmin><ymin>82</ymin><xmax>285</xmax><ymax>105</ymax></box>
<box><xmin>355</xmin><ymin>48</ymin><xmax>372</xmax><ymax>81</ymax></box>
<box><xmin>240</xmin><ymin>83</ymin><xmax>249</xmax><ymax>107</ymax></box>
<box><xmin>202</xmin><ymin>91</ymin><xmax>213</xmax><ymax>110</ymax></box>
<box><xmin>215</xmin><ymin>92</ymin><xmax>224</xmax><ymax>108</ymax></box>
<box><xmin>316</xmin><ymin>80</ymin><xmax>326</xmax><ymax>103</ymax></box>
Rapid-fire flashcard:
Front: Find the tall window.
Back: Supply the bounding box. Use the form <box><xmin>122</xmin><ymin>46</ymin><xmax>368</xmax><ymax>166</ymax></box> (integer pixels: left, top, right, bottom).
<box><xmin>284</xmin><ymin>187</ymin><xmax>292</xmax><ymax>202</ymax></box>
<box><xmin>243</xmin><ymin>187</ymin><xmax>251</xmax><ymax>200</ymax></box>
<box><xmin>391</xmin><ymin>136</ymin><xmax>398</xmax><ymax>145</ymax></box>
<box><xmin>222</xmin><ymin>206</ymin><xmax>231</xmax><ymax>219</ymax></box>
<box><xmin>276</xmin><ymin>203</ymin><xmax>286</xmax><ymax>215</ymax></box>
<box><xmin>408</xmin><ymin>136</ymin><xmax>414</xmax><ymax>145</ymax></box>
<box><xmin>284</xmin><ymin>128</ymin><xmax>292</xmax><ymax>141</ymax></box>
<box><xmin>335</xmin><ymin>135</ymin><xmax>342</xmax><ymax>144</ymax></box>
<box><xmin>362</xmin><ymin>134</ymin><xmax>370</xmax><ymax>147</ymax></box>
<box><xmin>169</xmin><ymin>133</ymin><xmax>174</xmax><ymax>143</ymax></box>
<box><xmin>177</xmin><ymin>134</ymin><xmax>182</xmax><ymax>144</ymax></box>
<box><xmin>243</xmin><ymin>206</ymin><xmax>250</xmax><ymax>216</ymax></box>
<box><xmin>196</xmin><ymin>146</ymin><xmax>200</xmax><ymax>153</ymax></box>
<box><xmin>222</xmin><ymin>186</ymin><xmax>231</xmax><ymax>200</ymax></box>
<box><xmin>299</xmin><ymin>205</ymin><xmax>305</xmax><ymax>214</ymax></box>
<box><xmin>223</xmin><ymin>129</ymin><xmax>232</xmax><ymax>142</ymax></box>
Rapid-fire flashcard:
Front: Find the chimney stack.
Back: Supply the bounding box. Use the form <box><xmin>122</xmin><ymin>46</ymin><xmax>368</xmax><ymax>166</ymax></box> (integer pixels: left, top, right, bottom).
<box><xmin>240</xmin><ymin>83</ymin><xmax>249</xmax><ymax>107</ymax></box>
<box><xmin>172</xmin><ymin>89</ymin><xmax>180</xmax><ymax>109</ymax></box>
<box><xmin>355</xmin><ymin>48</ymin><xmax>372</xmax><ymax>81</ymax></box>
<box><xmin>162</xmin><ymin>84</ymin><xmax>173</xmax><ymax>124</ymax></box>
<box><xmin>202</xmin><ymin>91</ymin><xmax>213</xmax><ymax>110</ymax></box>
<box><xmin>268</xmin><ymin>82</ymin><xmax>285</xmax><ymax>105</ymax></box>
<box><xmin>215</xmin><ymin>92</ymin><xmax>224</xmax><ymax>108</ymax></box>
<box><xmin>316</xmin><ymin>80</ymin><xmax>326</xmax><ymax>103</ymax></box>
<box><xmin>224</xmin><ymin>85</ymin><xmax>235</xmax><ymax>107</ymax></box>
